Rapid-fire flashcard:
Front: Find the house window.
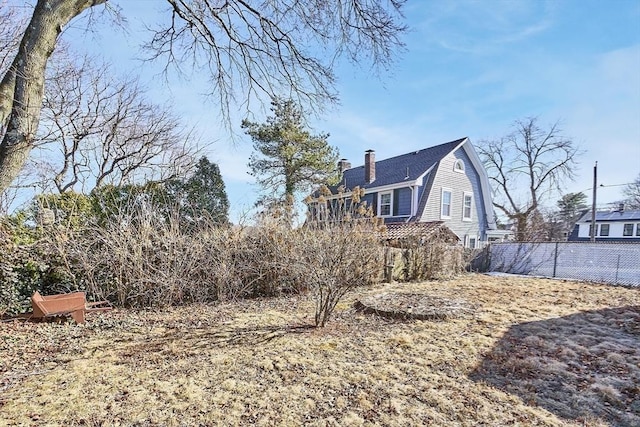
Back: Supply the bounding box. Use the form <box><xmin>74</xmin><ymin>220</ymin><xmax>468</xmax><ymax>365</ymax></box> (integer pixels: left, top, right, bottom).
<box><xmin>453</xmin><ymin>159</ymin><xmax>465</xmax><ymax>173</ymax></box>
<box><xmin>589</xmin><ymin>224</ymin><xmax>599</xmax><ymax>236</ymax></box>
<box><xmin>465</xmin><ymin>235</ymin><xmax>477</xmax><ymax>248</ymax></box>
<box><xmin>441</xmin><ymin>189</ymin><xmax>452</xmax><ymax>218</ymax></box>
<box><xmin>599</xmin><ymin>224</ymin><xmax>610</xmax><ymax>236</ymax></box>
<box><xmin>636</xmin><ymin>224</ymin><xmax>640</xmax><ymax>236</ymax></box>
<box><xmin>623</xmin><ymin>223</ymin><xmax>633</xmax><ymax>236</ymax></box>
<box><xmin>379</xmin><ymin>192</ymin><xmax>392</xmax><ymax>217</ymax></box>
<box><xmin>462</xmin><ymin>193</ymin><xmax>473</xmax><ymax>221</ymax></box>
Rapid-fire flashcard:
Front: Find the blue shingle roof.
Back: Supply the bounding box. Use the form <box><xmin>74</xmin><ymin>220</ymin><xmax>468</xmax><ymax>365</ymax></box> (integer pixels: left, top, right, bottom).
<box><xmin>333</xmin><ymin>137</ymin><xmax>466</xmax><ymax>191</ymax></box>
<box><xmin>583</xmin><ymin>210</ymin><xmax>640</xmax><ymax>222</ymax></box>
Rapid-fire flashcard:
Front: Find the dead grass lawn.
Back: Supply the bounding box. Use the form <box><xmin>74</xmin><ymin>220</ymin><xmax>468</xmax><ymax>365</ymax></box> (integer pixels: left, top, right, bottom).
<box><xmin>1</xmin><ymin>274</ymin><xmax>639</xmax><ymax>426</ymax></box>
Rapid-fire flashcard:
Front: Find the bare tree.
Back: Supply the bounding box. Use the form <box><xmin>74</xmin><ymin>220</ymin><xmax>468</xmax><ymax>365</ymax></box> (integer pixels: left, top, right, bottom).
<box><xmin>621</xmin><ymin>173</ymin><xmax>640</xmax><ymax>209</ymax></box>
<box><xmin>0</xmin><ymin>2</ymin><xmax>26</xmax><ymax>76</ymax></box>
<box><xmin>478</xmin><ymin>117</ymin><xmax>581</xmax><ymax>241</ymax></box>
<box><xmin>0</xmin><ymin>0</ymin><xmax>108</xmax><ymax>195</ymax></box>
<box><xmin>0</xmin><ymin>0</ymin><xmax>406</xmax><ymax>194</ymax></box>
<box><xmin>35</xmin><ymin>54</ymin><xmax>198</xmax><ymax>193</ymax></box>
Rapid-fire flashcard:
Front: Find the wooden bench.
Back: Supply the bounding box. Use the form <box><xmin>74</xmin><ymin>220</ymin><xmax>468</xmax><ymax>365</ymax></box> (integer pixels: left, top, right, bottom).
<box><xmin>31</xmin><ymin>291</ymin><xmax>112</xmax><ymax>324</ymax></box>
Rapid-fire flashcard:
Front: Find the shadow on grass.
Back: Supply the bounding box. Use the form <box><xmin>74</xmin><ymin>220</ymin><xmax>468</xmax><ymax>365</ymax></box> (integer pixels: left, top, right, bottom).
<box><xmin>115</xmin><ymin>324</ymin><xmax>315</xmax><ymax>361</ymax></box>
<box><xmin>470</xmin><ymin>306</ymin><xmax>640</xmax><ymax>426</ymax></box>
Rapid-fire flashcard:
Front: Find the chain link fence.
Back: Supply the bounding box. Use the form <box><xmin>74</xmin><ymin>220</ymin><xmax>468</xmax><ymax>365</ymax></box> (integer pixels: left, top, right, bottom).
<box><xmin>487</xmin><ymin>242</ymin><xmax>640</xmax><ymax>287</ymax></box>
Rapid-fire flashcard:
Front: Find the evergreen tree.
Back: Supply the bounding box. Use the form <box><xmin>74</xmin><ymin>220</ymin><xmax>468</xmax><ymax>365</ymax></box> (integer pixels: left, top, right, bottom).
<box><xmin>179</xmin><ymin>157</ymin><xmax>229</xmax><ymax>225</ymax></box>
<box><xmin>549</xmin><ymin>192</ymin><xmax>588</xmax><ymax>240</ymax></box>
<box><xmin>90</xmin><ymin>157</ymin><xmax>229</xmax><ymax>227</ymax></box>
<box><xmin>243</xmin><ymin>98</ymin><xmax>339</xmax><ymax>209</ymax></box>
<box><xmin>557</xmin><ymin>192</ymin><xmax>588</xmax><ymax>222</ymax></box>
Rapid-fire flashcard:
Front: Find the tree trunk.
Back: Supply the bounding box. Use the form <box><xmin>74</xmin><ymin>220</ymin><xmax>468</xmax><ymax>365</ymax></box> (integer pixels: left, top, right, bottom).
<box><xmin>0</xmin><ymin>0</ymin><xmax>106</xmax><ymax>193</ymax></box>
<box><xmin>515</xmin><ymin>214</ymin><xmax>528</xmax><ymax>242</ymax></box>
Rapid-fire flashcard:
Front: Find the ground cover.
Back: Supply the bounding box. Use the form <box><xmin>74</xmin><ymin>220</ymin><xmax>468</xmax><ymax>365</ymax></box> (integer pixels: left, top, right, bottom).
<box><xmin>1</xmin><ymin>274</ymin><xmax>638</xmax><ymax>426</ymax></box>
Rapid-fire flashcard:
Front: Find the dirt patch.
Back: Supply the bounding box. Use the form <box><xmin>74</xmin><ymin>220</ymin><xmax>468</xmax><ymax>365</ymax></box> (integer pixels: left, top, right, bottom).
<box><xmin>354</xmin><ymin>292</ymin><xmax>474</xmax><ymax>320</ymax></box>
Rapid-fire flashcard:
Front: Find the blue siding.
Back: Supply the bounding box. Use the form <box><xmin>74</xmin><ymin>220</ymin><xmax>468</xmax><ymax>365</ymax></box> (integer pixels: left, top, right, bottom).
<box><xmin>396</xmin><ymin>187</ymin><xmax>412</xmax><ymax>216</ymax></box>
<box><xmin>362</xmin><ymin>193</ymin><xmax>375</xmax><ymax>213</ymax></box>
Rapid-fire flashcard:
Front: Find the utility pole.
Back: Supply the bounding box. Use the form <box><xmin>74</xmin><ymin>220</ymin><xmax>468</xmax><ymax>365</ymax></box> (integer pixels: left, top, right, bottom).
<box><xmin>590</xmin><ymin>162</ymin><xmax>597</xmax><ymax>242</ymax></box>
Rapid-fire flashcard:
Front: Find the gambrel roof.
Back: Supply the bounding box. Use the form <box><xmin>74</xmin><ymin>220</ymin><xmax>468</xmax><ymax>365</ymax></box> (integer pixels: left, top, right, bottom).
<box><xmin>326</xmin><ymin>137</ymin><xmax>496</xmax><ymax>230</ymax></box>
<box><xmin>334</xmin><ymin>138</ymin><xmax>466</xmax><ymax>191</ymax></box>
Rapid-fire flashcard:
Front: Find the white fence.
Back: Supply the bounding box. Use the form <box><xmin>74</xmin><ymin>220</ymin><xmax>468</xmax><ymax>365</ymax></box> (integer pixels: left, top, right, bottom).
<box><xmin>488</xmin><ymin>242</ymin><xmax>640</xmax><ymax>287</ymax></box>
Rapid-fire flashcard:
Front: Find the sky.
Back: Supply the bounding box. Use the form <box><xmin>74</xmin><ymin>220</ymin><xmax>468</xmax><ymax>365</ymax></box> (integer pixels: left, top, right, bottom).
<box><xmin>8</xmin><ymin>0</ymin><xmax>640</xmax><ymax>222</ymax></box>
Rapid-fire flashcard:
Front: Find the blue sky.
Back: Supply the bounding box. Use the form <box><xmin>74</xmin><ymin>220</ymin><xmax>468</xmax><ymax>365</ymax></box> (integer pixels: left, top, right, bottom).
<box><xmin>15</xmin><ymin>0</ymin><xmax>640</xmax><ymax>221</ymax></box>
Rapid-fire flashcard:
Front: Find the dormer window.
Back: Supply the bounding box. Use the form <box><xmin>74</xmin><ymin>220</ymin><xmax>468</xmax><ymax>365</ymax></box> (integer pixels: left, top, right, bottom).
<box><xmin>379</xmin><ymin>191</ymin><xmax>392</xmax><ymax>217</ymax></box>
<box><xmin>454</xmin><ymin>159</ymin><xmax>465</xmax><ymax>173</ymax></box>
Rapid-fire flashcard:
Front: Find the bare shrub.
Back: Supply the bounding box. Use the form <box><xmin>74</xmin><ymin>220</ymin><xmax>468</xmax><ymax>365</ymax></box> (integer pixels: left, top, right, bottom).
<box><xmin>393</xmin><ymin>243</ymin><xmax>464</xmax><ymax>281</ymax></box>
<box><xmin>294</xmin><ymin>221</ymin><xmax>383</xmax><ymax>327</ymax></box>
<box><xmin>58</xmin><ymin>200</ymin><xmax>308</xmax><ymax>308</ymax></box>
<box><xmin>62</xmin><ymin>203</ymin><xmax>229</xmax><ymax>308</ymax></box>
<box><xmin>229</xmin><ymin>216</ymin><xmax>303</xmax><ymax>298</ymax></box>
<box><xmin>32</xmin><ymin>193</ymin><xmax>383</xmax><ymax>319</ymax></box>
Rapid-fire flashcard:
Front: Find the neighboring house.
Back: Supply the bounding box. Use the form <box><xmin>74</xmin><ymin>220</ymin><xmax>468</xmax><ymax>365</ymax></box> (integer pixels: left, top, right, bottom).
<box><xmin>320</xmin><ymin>137</ymin><xmax>502</xmax><ymax>248</ymax></box>
<box><xmin>568</xmin><ymin>207</ymin><xmax>640</xmax><ymax>241</ymax></box>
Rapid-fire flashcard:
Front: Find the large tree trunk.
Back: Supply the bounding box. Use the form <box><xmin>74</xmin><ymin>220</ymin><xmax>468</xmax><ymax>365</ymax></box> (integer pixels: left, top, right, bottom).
<box><xmin>0</xmin><ymin>0</ymin><xmax>106</xmax><ymax>193</ymax></box>
<box><xmin>514</xmin><ymin>213</ymin><xmax>528</xmax><ymax>242</ymax></box>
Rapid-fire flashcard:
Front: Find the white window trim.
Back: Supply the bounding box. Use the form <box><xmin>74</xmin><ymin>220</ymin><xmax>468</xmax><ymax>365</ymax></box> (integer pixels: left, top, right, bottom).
<box><xmin>441</xmin><ymin>188</ymin><xmax>452</xmax><ymax>219</ymax></box>
<box><xmin>453</xmin><ymin>159</ymin><xmax>465</xmax><ymax>173</ymax></box>
<box><xmin>464</xmin><ymin>235</ymin><xmax>478</xmax><ymax>249</ymax></box>
<box><xmin>462</xmin><ymin>191</ymin><xmax>473</xmax><ymax>222</ymax></box>
<box><xmin>623</xmin><ymin>223</ymin><xmax>634</xmax><ymax>237</ymax></box>
<box><xmin>378</xmin><ymin>191</ymin><xmax>393</xmax><ymax>217</ymax></box>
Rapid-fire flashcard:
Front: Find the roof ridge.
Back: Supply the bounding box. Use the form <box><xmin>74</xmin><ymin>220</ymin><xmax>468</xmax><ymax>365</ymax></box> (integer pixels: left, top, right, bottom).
<box><xmin>351</xmin><ymin>137</ymin><xmax>467</xmax><ymax>167</ymax></box>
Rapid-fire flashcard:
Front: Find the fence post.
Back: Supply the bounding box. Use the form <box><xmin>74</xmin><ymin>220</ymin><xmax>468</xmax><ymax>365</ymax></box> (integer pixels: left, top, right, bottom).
<box><xmin>552</xmin><ymin>241</ymin><xmax>559</xmax><ymax>278</ymax></box>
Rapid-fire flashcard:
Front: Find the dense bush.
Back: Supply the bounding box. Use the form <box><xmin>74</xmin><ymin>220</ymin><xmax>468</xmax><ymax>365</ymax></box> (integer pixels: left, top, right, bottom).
<box><xmin>2</xmin><ymin>191</ymin><xmax>465</xmax><ymax>326</ymax></box>
<box><xmin>0</xmin><ymin>221</ymin><xmax>78</xmax><ymax>315</ymax></box>
<box><xmin>61</xmin><ymin>208</ymin><xmax>381</xmax><ymax>316</ymax></box>
<box><xmin>386</xmin><ymin>243</ymin><xmax>464</xmax><ymax>282</ymax></box>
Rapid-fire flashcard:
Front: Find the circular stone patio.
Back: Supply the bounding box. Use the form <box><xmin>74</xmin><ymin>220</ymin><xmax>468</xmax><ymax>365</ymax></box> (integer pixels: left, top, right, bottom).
<box><xmin>354</xmin><ymin>292</ymin><xmax>475</xmax><ymax>320</ymax></box>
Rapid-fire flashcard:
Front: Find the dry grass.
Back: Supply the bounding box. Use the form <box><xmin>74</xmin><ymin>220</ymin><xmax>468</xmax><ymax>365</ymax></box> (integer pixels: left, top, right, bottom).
<box><xmin>1</xmin><ymin>274</ymin><xmax>639</xmax><ymax>426</ymax></box>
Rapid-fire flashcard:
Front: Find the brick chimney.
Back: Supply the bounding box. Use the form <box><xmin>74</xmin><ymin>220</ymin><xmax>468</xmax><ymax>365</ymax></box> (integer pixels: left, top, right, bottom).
<box><xmin>365</xmin><ymin>149</ymin><xmax>375</xmax><ymax>183</ymax></box>
<box><xmin>337</xmin><ymin>159</ymin><xmax>351</xmax><ymax>174</ymax></box>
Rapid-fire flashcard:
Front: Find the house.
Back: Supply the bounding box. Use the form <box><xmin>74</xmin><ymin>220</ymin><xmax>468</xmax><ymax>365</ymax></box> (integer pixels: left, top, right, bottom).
<box><xmin>319</xmin><ymin>137</ymin><xmax>502</xmax><ymax>248</ymax></box>
<box><xmin>568</xmin><ymin>207</ymin><xmax>640</xmax><ymax>241</ymax></box>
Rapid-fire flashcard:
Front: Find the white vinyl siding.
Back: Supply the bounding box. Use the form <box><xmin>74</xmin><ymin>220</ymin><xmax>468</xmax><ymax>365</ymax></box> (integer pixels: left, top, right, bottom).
<box><xmin>419</xmin><ymin>147</ymin><xmax>487</xmax><ymax>241</ymax></box>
